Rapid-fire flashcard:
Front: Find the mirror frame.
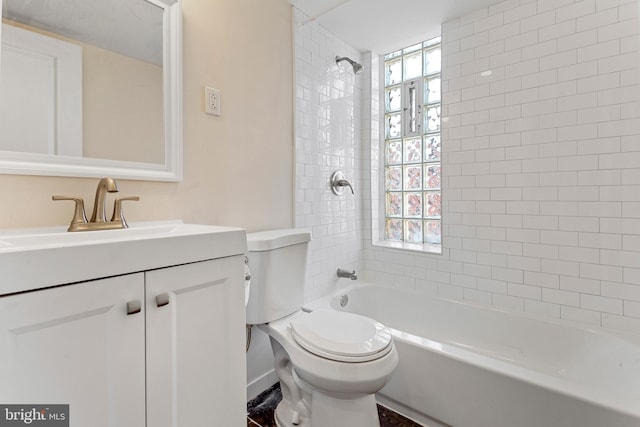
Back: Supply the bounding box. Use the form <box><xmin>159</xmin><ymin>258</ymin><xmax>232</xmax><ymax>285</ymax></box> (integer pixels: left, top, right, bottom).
<box><xmin>0</xmin><ymin>0</ymin><xmax>182</xmax><ymax>182</ymax></box>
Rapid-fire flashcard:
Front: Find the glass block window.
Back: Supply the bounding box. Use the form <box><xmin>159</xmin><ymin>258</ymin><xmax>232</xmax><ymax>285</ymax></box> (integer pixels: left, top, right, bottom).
<box><xmin>383</xmin><ymin>37</ymin><xmax>441</xmax><ymax>246</ymax></box>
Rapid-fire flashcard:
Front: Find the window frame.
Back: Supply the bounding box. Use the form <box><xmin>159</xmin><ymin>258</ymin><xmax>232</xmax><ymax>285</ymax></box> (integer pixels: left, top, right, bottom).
<box><xmin>376</xmin><ymin>37</ymin><xmax>442</xmax><ymax>255</ymax></box>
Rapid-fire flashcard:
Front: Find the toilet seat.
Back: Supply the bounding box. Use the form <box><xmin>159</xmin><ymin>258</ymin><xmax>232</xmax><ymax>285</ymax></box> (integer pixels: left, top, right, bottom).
<box><xmin>290</xmin><ymin>310</ymin><xmax>392</xmax><ymax>362</ymax></box>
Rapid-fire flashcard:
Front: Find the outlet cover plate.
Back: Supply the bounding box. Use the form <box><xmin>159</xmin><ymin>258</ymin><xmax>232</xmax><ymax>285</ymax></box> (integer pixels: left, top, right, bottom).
<box><xmin>205</xmin><ymin>86</ymin><xmax>221</xmax><ymax>116</ymax></box>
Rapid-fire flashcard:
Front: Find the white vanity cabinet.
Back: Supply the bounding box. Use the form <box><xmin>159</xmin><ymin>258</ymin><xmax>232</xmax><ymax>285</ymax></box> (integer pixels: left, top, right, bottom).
<box><xmin>146</xmin><ymin>256</ymin><xmax>246</xmax><ymax>427</ymax></box>
<box><xmin>0</xmin><ymin>274</ymin><xmax>147</xmax><ymax>426</ymax></box>
<box><xmin>0</xmin><ymin>223</ymin><xmax>247</xmax><ymax>427</ymax></box>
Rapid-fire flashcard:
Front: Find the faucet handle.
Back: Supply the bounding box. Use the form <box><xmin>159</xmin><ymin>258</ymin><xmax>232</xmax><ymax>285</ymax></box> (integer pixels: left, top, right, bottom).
<box><xmin>330</xmin><ymin>171</ymin><xmax>355</xmax><ymax>195</ymax></box>
<box><xmin>336</xmin><ymin>179</ymin><xmax>355</xmax><ymax>195</ymax></box>
<box><xmin>111</xmin><ymin>196</ymin><xmax>140</xmax><ymax>228</ymax></box>
<box><xmin>52</xmin><ymin>196</ymin><xmax>88</xmax><ymax>231</ymax></box>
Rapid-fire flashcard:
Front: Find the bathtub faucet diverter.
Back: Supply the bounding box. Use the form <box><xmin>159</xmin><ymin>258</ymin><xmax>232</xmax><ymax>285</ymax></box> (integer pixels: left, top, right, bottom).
<box><xmin>337</xmin><ymin>268</ymin><xmax>358</xmax><ymax>280</ymax></box>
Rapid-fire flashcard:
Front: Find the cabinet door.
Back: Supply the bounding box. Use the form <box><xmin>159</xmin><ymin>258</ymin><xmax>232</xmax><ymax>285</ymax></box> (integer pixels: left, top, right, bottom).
<box><xmin>146</xmin><ymin>257</ymin><xmax>246</xmax><ymax>427</ymax></box>
<box><xmin>0</xmin><ymin>274</ymin><xmax>146</xmax><ymax>427</ymax></box>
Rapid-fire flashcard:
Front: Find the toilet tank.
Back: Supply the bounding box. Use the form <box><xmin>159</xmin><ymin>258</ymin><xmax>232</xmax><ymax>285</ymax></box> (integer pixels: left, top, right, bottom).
<box><xmin>245</xmin><ymin>229</ymin><xmax>311</xmax><ymax>325</ymax></box>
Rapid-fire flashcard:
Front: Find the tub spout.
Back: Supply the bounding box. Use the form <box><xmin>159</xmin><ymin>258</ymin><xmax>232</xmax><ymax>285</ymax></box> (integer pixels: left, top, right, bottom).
<box><xmin>337</xmin><ymin>268</ymin><xmax>357</xmax><ymax>280</ymax></box>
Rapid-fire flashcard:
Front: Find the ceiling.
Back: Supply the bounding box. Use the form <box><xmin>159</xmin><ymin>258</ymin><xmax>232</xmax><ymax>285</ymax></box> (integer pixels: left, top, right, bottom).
<box><xmin>4</xmin><ymin>0</ymin><xmax>499</xmax><ymax>64</ymax></box>
<box><xmin>290</xmin><ymin>0</ymin><xmax>501</xmax><ymax>54</ymax></box>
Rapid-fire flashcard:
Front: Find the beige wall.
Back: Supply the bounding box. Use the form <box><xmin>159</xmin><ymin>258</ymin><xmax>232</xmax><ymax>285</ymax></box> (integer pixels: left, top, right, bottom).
<box><xmin>0</xmin><ymin>0</ymin><xmax>294</xmax><ymax>232</ymax></box>
<box><xmin>83</xmin><ymin>46</ymin><xmax>164</xmax><ymax>164</ymax></box>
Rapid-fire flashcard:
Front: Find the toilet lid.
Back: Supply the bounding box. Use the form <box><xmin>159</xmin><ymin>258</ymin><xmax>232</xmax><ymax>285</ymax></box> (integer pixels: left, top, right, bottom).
<box><xmin>290</xmin><ymin>310</ymin><xmax>392</xmax><ymax>362</ymax></box>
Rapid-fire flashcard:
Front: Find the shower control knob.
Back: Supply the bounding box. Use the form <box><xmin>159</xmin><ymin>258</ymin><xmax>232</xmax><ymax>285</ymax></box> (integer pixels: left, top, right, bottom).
<box><xmin>330</xmin><ymin>171</ymin><xmax>355</xmax><ymax>196</ymax></box>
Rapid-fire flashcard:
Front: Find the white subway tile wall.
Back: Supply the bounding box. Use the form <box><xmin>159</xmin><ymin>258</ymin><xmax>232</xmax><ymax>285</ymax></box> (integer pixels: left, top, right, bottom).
<box><xmin>364</xmin><ymin>0</ymin><xmax>640</xmax><ymax>334</ymax></box>
<box><xmin>293</xmin><ymin>9</ymin><xmax>365</xmax><ymax>301</ymax></box>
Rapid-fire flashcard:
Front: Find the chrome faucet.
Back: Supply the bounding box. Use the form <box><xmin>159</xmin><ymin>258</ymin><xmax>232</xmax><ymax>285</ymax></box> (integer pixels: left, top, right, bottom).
<box><xmin>337</xmin><ymin>268</ymin><xmax>358</xmax><ymax>280</ymax></box>
<box><xmin>53</xmin><ymin>177</ymin><xmax>139</xmax><ymax>232</ymax></box>
<box><xmin>330</xmin><ymin>171</ymin><xmax>355</xmax><ymax>195</ymax></box>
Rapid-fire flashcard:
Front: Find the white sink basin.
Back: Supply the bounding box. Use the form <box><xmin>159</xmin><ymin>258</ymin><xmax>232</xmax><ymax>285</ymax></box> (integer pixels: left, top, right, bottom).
<box><xmin>0</xmin><ymin>221</ymin><xmax>247</xmax><ymax>295</ymax></box>
<box><xmin>0</xmin><ymin>222</ymin><xmax>217</xmax><ymax>248</ymax></box>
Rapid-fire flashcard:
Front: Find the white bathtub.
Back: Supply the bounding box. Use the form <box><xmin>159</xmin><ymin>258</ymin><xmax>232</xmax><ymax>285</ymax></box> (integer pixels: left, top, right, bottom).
<box><xmin>304</xmin><ymin>283</ymin><xmax>640</xmax><ymax>427</ymax></box>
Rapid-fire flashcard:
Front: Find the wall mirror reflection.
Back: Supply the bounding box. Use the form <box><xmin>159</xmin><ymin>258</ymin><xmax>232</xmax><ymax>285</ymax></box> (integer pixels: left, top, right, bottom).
<box><xmin>0</xmin><ymin>0</ymin><xmax>182</xmax><ymax>181</ymax></box>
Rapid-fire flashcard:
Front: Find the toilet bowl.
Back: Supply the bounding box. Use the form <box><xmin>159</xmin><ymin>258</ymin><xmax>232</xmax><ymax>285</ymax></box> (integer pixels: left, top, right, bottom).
<box><xmin>262</xmin><ymin>310</ymin><xmax>398</xmax><ymax>427</ymax></box>
<box><xmin>246</xmin><ymin>229</ymin><xmax>398</xmax><ymax>427</ymax></box>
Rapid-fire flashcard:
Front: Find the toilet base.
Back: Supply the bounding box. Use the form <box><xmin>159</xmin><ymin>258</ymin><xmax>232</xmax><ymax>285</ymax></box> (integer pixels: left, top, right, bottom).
<box><xmin>310</xmin><ymin>392</ymin><xmax>380</xmax><ymax>427</ymax></box>
<box><xmin>274</xmin><ymin>392</ymin><xmax>380</xmax><ymax>427</ymax></box>
<box><xmin>274</xmin><ymin>398</ymin><xmax>311</xmax><ymax>427</ymax></box>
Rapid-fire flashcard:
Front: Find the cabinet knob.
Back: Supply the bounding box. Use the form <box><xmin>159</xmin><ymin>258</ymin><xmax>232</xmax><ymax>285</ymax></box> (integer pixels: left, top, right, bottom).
<box><xmin>156</xmin><ymin>293</ymin><xmax>170</xmax><ymax>308</ymax></box>
<box><xmin>126</xmin><ymin>300</ymin><xmax>142</xmax><ymax>315</ymax></box>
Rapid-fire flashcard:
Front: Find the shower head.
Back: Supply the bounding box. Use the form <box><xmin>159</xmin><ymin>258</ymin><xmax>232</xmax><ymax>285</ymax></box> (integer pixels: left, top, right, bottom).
<box><xmin>335</xmin><ymin>56</ymin><xmax>364</xmax><ymax>74</ymax></box>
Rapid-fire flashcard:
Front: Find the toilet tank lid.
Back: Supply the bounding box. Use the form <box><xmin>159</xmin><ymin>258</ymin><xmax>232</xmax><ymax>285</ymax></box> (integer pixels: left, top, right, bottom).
<box><xmin>247</xmin><ymin>229</ymin><xmax>312</xmax><ymax>251</ymax></box>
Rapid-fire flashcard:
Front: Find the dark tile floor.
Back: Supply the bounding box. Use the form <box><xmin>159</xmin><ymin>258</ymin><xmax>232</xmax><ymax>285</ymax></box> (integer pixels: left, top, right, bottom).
<box><xmin>247</xmin><ymin>383</ymin><xmax>423</xmax><ymax>427</ymax></box>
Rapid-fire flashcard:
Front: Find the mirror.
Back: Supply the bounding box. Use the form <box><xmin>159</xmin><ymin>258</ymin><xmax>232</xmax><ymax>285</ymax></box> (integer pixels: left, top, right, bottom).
<box><xmin>0</xmin><ymin>0</ymin><xmax>182</xmax><ymax>181</ymax></box>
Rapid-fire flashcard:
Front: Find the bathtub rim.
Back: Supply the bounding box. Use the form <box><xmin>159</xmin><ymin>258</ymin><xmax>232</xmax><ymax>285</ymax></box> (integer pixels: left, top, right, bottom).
<box><xmin>303</xmin><ymin>281</ymin><xmax>640</xmax><ymax>420</ymax></box>
<box><xmin>304</xmin><ymin>281</ymin><xmax>640</xmax><ymax>345</ymax></box>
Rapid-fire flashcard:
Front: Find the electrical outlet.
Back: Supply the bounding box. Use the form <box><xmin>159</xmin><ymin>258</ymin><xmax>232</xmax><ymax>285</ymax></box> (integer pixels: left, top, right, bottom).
<box><xmin>204</xmin><ymin>86</ymin><xmax>221</xmax><ymax>116</ymax></box>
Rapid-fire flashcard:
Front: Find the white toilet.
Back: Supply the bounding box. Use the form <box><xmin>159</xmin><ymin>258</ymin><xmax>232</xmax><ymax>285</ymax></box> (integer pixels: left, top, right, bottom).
<box><xmin>246</xmin><ymin>229</ymin><xmax>398</xmax><ymax>427</ymax></box>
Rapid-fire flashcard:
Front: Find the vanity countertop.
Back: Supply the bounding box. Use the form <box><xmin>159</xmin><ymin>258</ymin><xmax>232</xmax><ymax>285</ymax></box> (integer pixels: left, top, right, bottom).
<box><xmin>0</xmin><ymin>221</ymin><xmax>247</xmax><ymax>295</ymax></box>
